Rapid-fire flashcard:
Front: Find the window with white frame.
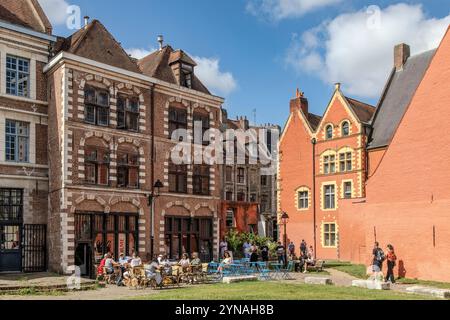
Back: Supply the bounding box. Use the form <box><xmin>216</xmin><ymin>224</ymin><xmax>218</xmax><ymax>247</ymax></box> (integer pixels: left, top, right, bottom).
<box><xmin>324</xmin><ymin>184</ymin><xmax>336</xmax><ymax>209</ymax></box>
<box><xmin>339</xmin><ymin>152</ymin><xmax>352</xmax><ymax>172</ymax></box>
<box><xmin>117</xmin><ymin>95</ymin><xmax>139</xmax><ymax>131</ymax></box>
<box><xmin>84</xmin><ymin>86</ymin><xmax>110</xmax><ymax>126</ymax></box>
<box><xmin>344</xmin><ymin>181</ymin><xmax>352</xmax><ymax>199</ymax></box>
<box><xmin>5</xmin><ymin>120</ymin><xmax>29</xmax><ymax>163</ymax></box>
<box><xmin>298</xmin><ymin>190</ymin><xmax>309</xmax><ymax>209</ymax></box>
<box><xmin>323</xmin><ymin>155</ymin><xmax>336</xmax><ymax>174</ymax></box>
<box><xmin>323</xmin><ymin>223</ymin><xmax>337</xmax><ymax>247</ymax></box>
<box><xmin>342</xmin><ymin>121</ymin><xmax>350</xmax><ymax>136</ymax></box>
<box><xmin>6</xmin><ymin>55</ymin><xmax>30</xmax><ymax>97</ymax></box>
<box><xmin>326</xmin><ymin>125</ymin><xmax>333</xmax><ymax>140</ymax></box>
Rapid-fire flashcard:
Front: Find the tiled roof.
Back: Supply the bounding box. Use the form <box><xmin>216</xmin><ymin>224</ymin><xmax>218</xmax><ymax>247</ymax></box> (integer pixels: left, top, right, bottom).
<box><xmin>306</xmin><ymin>113</ymin><xmax>322</xmax><ymax>131</ymax></box>
<box><xmin>345</xmin><ymin>97</ymin><xmax>376</xmax><ymax>124</ymax></box>
<box><xmin>138</xmin><ymin>46</ymin><xmax>210</xmax><ymax>95</ymax></box>
<box><xmin>0</xmin><ymin>0</ymin><xmax>52</xmax><ymax>34</ymax></box>
<box><xmin>368</xmin><ymin>49</ymin><xmax>436</xmax><ymax>149</ymax></box>
<box><xmin>54</xmin><ymin>20</ymin><xmax>141</xmax><ymax>73</ymax></box>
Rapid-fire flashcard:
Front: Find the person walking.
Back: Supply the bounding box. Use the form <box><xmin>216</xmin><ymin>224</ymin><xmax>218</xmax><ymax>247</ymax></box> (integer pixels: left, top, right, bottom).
<box><xmin>372</xmin><ymin>242</ymin><xmax>386</xmax><ymax>272</ymax></box>
<box><xmin>385</xmin><ymin>244</ymin><xmax>397</xmax><ymax>283</ymax></box>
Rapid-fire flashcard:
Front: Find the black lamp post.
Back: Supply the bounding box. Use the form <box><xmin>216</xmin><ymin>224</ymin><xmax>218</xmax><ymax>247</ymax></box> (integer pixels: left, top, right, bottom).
<box><xmin>281</xmin><ymin>212</ymin><xmax>289</xmax><ymax>267</ymax></box>
<box><xmin>148</xmin><ymin>179</ymin><xmax>164</xmax><ymax>258</ymax></box>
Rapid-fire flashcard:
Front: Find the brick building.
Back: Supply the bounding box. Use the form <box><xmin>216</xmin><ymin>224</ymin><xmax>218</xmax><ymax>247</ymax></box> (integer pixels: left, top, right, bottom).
<box><xmin>278</xmin><ymin>87</ymin><xmax>375</xmax><ymax>260</ymax></box>
<box><xmin>279</xmin><ymin>27</ymin><xmax>450</xmax><ymax>281</ymax></box>
<box><xmin>220</xmin><ymin>113</ymin><xmax>279</xmax><ymax>240</ymax></box>
<box><xmin>0</xmin><ymin>0</ymin><xmax>55</xmax><ymax>272</ymax></box>
<box><xmin>0</xmin><ymin>3</ymin><xmax>224</xmax><ymax>276</ymax></box>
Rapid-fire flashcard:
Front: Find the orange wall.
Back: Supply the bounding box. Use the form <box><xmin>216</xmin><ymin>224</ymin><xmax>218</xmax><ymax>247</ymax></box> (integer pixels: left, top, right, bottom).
<box><xmin>342</xmin><ymin>27</ymin><xmax>450</xmax><ymax>282</ymax></box>
<box><xmin>279</xmin><ymin>110</ymin><xmax>315</xmax><ymax>252</ymax></box>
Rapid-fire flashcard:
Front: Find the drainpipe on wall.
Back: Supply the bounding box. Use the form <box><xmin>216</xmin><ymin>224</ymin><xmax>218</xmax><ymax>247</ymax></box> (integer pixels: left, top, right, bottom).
<box><xmin>150</xmin><ymin>85</ymin><xmax>155</xmax><ymax>258</ymax></box>
<box><xmin>311</xmin><ymin>137</ymin><xmax>317</xmax><ymax>260</ymax></box>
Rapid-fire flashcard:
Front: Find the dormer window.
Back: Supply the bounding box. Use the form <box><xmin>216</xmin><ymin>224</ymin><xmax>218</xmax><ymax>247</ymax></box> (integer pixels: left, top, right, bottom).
<box><xmin>181</xmin><ymin>63</ymin><xmax>193</xmax><ymax>89</ymax></box>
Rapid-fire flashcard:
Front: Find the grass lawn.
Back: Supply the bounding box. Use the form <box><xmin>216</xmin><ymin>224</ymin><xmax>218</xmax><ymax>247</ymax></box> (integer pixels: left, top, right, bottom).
<box><xmin>325</xmin><ymin>261</ymin><xmax>367</xmax><ymax>279</ymax></box>
<box><xmin>396</xmin><ymin>278</ymin><xmax>450</xmax><ymax>290</ymax></box>
<box><xmin>131</xmin><ymin>282</ymin><xmax>436</xmax><ymax>300</ymax></box>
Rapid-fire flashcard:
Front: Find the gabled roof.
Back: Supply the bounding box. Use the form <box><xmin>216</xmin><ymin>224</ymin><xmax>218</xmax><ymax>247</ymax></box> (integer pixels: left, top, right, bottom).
<box><xmin>54</xmin><ymin>20</ymin><xmax>141</xmax><ymax>73</ymax></box>
<box><xmin>368</xmin><ymin>49</ymin><xmax>436</xmax><ymax>150</ymax></box>
<box><xmin>138</xmin><ymin>46</ymin><xmax>210</xmax><ymax>95</ymax></box>
<box><xmin>0</xmin><ymin>0</ymin><xmax>52</xmax><ymax>34</ymax></box>
<box><xmin>345</xmin><ymin>97</ymin><xmax>376</xmax><ymax>124</ymax></box>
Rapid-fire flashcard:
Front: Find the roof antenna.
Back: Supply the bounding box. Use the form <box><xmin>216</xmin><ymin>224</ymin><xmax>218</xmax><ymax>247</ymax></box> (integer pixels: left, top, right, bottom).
<box><xmin>158</xmin><ymin>35</ymin><xmax>164</xmax><ymax>51</ymax></box>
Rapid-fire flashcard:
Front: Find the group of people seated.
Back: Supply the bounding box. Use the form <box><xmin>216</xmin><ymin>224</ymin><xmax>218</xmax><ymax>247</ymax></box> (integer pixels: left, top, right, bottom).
<box><xmin>97</xmin><ymin>251</ymin><xmax>204</xmax><ymax>286</ymax></box>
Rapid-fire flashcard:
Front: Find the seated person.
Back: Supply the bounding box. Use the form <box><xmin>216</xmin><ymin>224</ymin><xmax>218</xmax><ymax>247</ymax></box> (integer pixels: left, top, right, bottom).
<box><xmin>145</xmin><ymin>257</ymin><xmax>161</xmax><ymax>279</ymax></box>
<box><xmin>190</xmin><ymin>252</ymin><xmax>201</xmax><ymax>266</ymax></box>
<box><xmin>130</xmin><ymin>252</ymin><xmax>142</xmax><ymax>268</ymax></box>
<box><xmin>159</xmin><ymin>255</ymin><xmax>173</xmax><ymax>275</ymax></box>
<box><xmin>178</xmin><ymin>253</ymin><xmax>190</xmax><ymax>272</ymax></box>
<box><xmin>218</xmin><ymin>251</ymin><xmax>233</xmax><ymax>273</ymax></box>
<box><xmin>97</xmin><ymin>254</ymin><xmax>108</xmax><ymax>276</ymax></box>
<box><xmin>104</xmin><ymin>253</ymin><xmax>119</xmax><ymax>274</ymax></box>
<box><xmin>118</xmin><ymin>253</ymin><xmax>130</xmax><ymax>266</ymax></box>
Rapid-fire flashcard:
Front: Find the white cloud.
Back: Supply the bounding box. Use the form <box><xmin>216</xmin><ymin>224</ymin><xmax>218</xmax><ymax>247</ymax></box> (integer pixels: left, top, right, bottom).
<box><xmin>126</xmin><ymin>49</ymin><xmax>237</xmax><ymax>96</ymax></box>
<box><xmin>192</xmin><ymin>56</ymin><xmax>237</xmax><ymax>96</ymax></box>
<box><xmin>38</xmin><ymin>0</ymin><xmax>70</xmax><ymax>25</ymax></box>
<box><xmin>246</xmin><ymin>0</ymin><xmax>342</xmax><ymax>21</ymax></box>
<box><xmin>286</xmin><ymin>3</ymin><xmax>450</xmax><ymax>98</ymax></box>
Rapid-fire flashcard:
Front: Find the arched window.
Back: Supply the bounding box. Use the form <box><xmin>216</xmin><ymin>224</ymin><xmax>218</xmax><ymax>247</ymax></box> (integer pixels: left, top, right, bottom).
<box><xmin>117</xmin><ymin>145</ymin><xmax>139</xmax><ymax>188</ymax></box>
<box><xmin>326</xmin><ymin>125</ymin><xmax>333</xmax><ymax>140</ymax></box>
<box><xmin>84</xmin><ymin>142</ymin><xmax>110</xmax><ymax>186</ymax></box>
<box><xmin>341</xmin><ymin>121</ymin><xmax>350</xmax><ymax>136</ymax></box>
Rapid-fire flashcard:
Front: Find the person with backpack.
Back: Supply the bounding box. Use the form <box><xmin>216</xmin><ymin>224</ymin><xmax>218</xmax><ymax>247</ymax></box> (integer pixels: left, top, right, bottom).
<box><xmin>385</xmin><ymin>244</ymin><xmax>397</xmax><ymax>283</ymax></box>
<box><xmin>372</xmin><ymin>242</ymin><xmax>386</xmax><ymax>272</ymax></box>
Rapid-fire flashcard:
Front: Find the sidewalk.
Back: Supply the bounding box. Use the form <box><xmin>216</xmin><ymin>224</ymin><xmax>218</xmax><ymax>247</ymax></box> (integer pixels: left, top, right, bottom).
<box><xmin>0</xmin><ymin>273</ymin><xmax>96</xmax><ymax>292</ymax></box>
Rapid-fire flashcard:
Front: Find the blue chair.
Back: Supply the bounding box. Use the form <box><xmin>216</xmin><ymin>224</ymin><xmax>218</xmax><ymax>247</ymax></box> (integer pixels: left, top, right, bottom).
<box><xmin>281</xmin><ymin>261</ymin><xmax>295</xmax><ymax>280</ymax></box>
<box><xmin>256</xmin><ymin>262</ymin><xmax>271</xmax><ymax>281</ymax></box>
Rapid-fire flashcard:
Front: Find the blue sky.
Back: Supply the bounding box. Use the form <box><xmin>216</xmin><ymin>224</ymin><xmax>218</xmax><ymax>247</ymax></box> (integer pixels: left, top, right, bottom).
<box><xmin>40</xmin><ymin>0</ymin><xmax>450</xmax><ymax>128</ymax></box>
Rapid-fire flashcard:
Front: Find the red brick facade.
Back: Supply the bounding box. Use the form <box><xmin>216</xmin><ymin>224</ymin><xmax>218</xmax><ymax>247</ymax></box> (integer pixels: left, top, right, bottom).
<box><xmin>280</xmin><ymin>27</ymin><xmax>450</xmax><ymax>282</ymax></box>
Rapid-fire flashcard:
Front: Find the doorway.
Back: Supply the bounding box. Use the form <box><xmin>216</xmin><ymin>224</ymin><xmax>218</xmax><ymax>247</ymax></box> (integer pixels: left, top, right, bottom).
<box><xmin>75</xmin><ymin>243</ymin><xmax>92</xmax><ymax>277</ymax></box>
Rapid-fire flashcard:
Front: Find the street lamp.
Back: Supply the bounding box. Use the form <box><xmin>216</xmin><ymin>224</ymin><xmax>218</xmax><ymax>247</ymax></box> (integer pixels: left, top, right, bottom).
<box><xmin>281</xmin><ymin>212</ymin><xmax>289</xmax><ymax>266</ymax></box>
<box><xmin>148</xmin><ymin>179</ymin><xmax>164</xmax><ymax>258</ymax></box>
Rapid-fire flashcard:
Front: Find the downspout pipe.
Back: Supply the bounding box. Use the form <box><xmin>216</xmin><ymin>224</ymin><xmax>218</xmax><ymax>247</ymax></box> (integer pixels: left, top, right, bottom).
<box><xmin>311</xmin><ymin>137</ymin><xmax>317</xmax><ymax>260</ymax></box>
<box><xmin>150</xmin><ymin>85</ymin><xmax>155</xmax><ymax>258</ymax></box>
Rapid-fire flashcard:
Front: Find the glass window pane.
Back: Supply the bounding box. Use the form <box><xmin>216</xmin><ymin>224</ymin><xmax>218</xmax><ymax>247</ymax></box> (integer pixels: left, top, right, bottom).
<box><xmin>97</xmin><ymin>107</ymin><xmax>109</xmax><ymax>126</ymax></box>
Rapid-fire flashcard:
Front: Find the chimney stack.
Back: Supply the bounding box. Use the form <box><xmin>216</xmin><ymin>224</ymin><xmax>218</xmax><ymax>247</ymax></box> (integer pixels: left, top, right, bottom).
<box><xmin>84</xmin><ymin>16</ymin><xmax>90</xmax><ymax>29</ymax></box>
<box><xmin>394</xmin><ymin>43</ymin><xmax>410</xmax><ymax>71</ymax></box>
<box><xmin>157</xmin><ymin>35</ymin><xmax>164</xmax><ymax>51</ymax></box>
<box><xmin>290</xmin><ymin>88</ymin><xmax>309</xmax><ymax>115</ymax></box>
